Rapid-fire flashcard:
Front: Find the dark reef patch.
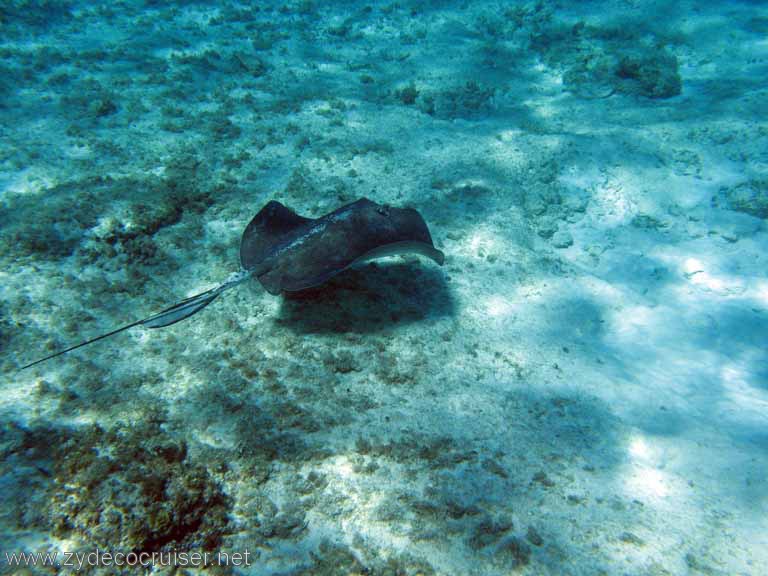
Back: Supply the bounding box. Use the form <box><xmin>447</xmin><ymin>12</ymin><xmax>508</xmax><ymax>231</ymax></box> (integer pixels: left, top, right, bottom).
<box><xmin>561</xmin><ymin>44</ymin><xmax>682</xmax><ymax>100</ymax></box>
<box><xmin>0</xmin><ymin>302</ymin><xmax>13</xmax><ymax>349</ymax></box>
<box><xmin>410</xmin><ymin>80</ymin><xmax>496</xmax><ymax>119</ymax></box>
<box><xmin>614</xmin><ymin>49</ymin><xmax>682</xmax><ymax>99</ymax></box>
<box><xmin>295</xmin><ymin>539</ymin><xmax>437</xmax><ymax>576</ymax></box>
<box><xmin>36</xmin><ymin>421</ymin><xmax>232</xmax><ymax>554</ymax></box>
<box><xmin>0</xmin><ymin>160</ymin><xmax>212</xmax><ymax>267</ymax></box>
<box><xmin>0</xmin><ymin>0</ymin><xmax>73</xmax><ymax>28</ymax></box>
<box><xmin>714</xmin><ymin>180</ymin><xmax>768</xmax><ymax>219</ymax></box>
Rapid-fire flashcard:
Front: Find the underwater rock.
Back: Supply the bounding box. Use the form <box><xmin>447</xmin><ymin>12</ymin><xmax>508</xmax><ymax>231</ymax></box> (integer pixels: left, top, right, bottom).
<box><xmin>418</xmin><ymin>80</ymin><xmax>495</xmax><ymax>119</ymax></box>
<box><xmin>619</xmin><ymin>531</ymin><xmax>645</xmax><ymax>546</ymax></box>
<box><xmin>561</xmin><ymin>39</ymin><xmax>682</xmax><ymax>100</ymax></box>
<box><xmin>631</xmin><ymin>214</ymin><xmax>668</xmax><ymax>230</ymax></box>
<box><xmin>497</xmin><ymin>536</ymin><xmax>532</xmax><ymax>568</ymax></box>
<box><xmin>535</xmin><ymin>220</ymin><xmax>557</xmax><ymax>239</ymax></box>
<box><xmin>259</xmin><ymin>505</ymin><xmax>307</xmax><ymax>539</ymax></box>
<box><xmin>89</xmin><ymin>97</ymin><xmax>118</xmax><ymax>118</ymax></box>
<box><xmin>481</xmin><ymin>457</ymin><xmax>509</xmax><ymax>478</ymax></box>
<box><xmin>525</xmin><ymin>191</ymin><xmax>555</xmax><ymax>217</ymax></box>
<box><xmin>532</xmin><ymin>470</ymin><xmax>555</xmax><ymax>487</ymax></box>
<box><xmin>526</xmin><ymin>526</ymin><xmax>544</xmax><ymax>547</ymax></box>
<box><xmin>552</xmin><ymin>229</ymin><xmax>574</xmax><ymax>249</ymax></box>
<box><xmin>468</xmin><ymin>517</ymin><xmax>514</xmax><ymax>550</ymax></box>
<box><xmin>0</xmin><ymin>302</ymin><xmax>13</xmax><ymax>348</ymax></box>
<box><xmin>718</xmin><ymin>180</ymin><xmax>768</xmax><ymax>219</ymax></box>
<box><xmin>78</xmin><ymin>179</ymin><xmax>211</xmax><ymax>268</ymax></box>
<box><xmin>397</xmin><ymin>83</ymin><xmax>420</xmax><ymax>105</ymax></box>
<box><xmin>614</xmin><ymin>50</ymin><xmax>682</xmax><ymax>99</ymax></box>
<box><xmin>323</xmin><ymin>349</ymin><xmax>362</xmax><ymax>373</ymax></box>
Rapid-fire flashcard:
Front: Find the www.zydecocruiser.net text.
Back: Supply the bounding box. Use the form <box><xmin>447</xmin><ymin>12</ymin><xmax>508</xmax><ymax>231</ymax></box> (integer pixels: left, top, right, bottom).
<box><xmin>4</xmin><ymin>548</ymin><xmax>252</xmax><ymax>570</ymax></box>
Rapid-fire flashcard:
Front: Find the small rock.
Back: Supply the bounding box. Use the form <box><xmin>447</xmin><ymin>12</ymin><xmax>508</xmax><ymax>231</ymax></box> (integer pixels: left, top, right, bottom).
<box><xmin>526</xmin><ymin>526</ymin><xmax>543</xmax><ymax>547</ymax></box>
<box><xmin>619</xmin><ymin>531</ymin><xmax>645</xmax><ymax>546</ymax></box>
<box><xmin>468</xmin><ymin>517</ymin><xmax>513</xmax><ymax>550</ymax></box>
<box><xmin>631</xmin><ymin>214</ymin><xmax>667</xmax><ymax>230</ymax></box>
<box><xmin>398</xmin><ymin>84</ymin><xmax>419</xmax><ymax>105</ymax></box>
<box><xmin>551</xmin><ymin>230</ymin><xmax>573</xmax><ymax>248</ymax></box>
<box><xmin>90</xmin><ymin>98</ymin><xmax>117</xmax><ymax>117</ymax></box>
<box><xmin>481</xmin><ymin>458</ymin><xmax>508</xmax><ymax>479</ymax></box>
<box><xmin>532</xmin><ymin>471</ymin><xmax>555</xmax><ymax>487</ymax></box>
<box><xmin>498</xmin><ymin>536</ymin><xmax>531</xmax><ymax>567</ymax></box>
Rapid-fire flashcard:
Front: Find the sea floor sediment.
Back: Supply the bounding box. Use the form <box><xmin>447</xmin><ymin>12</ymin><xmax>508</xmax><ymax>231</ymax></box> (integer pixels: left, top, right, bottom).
<box><xmin>1</xmin><ymin>1</ymin><xmax>767</xmax><ymax>574</ymax></box>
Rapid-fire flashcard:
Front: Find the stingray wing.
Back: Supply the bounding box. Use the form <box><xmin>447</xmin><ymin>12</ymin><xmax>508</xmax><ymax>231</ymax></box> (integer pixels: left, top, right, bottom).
<box><xmin>240</xmin><ymin>200</ymin><xmax>313</xmax><ymax>270</ymax></box>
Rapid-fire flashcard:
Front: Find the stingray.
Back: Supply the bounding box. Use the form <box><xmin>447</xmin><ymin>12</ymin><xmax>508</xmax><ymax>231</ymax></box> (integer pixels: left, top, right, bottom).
<box><xmin>20</xmin><ymin>198</ymin><xmax>445</xmax><ymax>369</ymax></box>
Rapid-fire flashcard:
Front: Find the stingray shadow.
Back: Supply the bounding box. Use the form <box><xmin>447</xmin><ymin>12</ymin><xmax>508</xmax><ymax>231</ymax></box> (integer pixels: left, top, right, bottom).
<box><xmin>273</xmin><ymin>261</ymin><xmax>454</xmax><ymax>334</ymax></box>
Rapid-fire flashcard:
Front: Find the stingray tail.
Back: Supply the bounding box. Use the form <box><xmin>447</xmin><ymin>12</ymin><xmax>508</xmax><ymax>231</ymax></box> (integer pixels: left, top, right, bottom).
<box><xmin>19</xmin><ymin>281</ymin><xmax>239</xmax><ymax>371</ymax></box>
<box><xmin>19</xmin><ymin>318</ymin><xmax>145</xmax><ymax>370</ymax></box>
<box><xmin>141</xmin><ymin>288</ymin><xmax>220</xmax><ymax>329</ymax></box>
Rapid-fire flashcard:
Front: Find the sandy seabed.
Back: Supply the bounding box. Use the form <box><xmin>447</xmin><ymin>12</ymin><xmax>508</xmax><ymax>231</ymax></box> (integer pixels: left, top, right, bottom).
<box><xmin>1</xmin><ymin>1</ymin><xmax>767</xmax><ymax>574</ymax></box>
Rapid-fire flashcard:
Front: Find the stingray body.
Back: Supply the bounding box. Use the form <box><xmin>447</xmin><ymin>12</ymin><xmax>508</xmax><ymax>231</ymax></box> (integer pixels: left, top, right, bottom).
<box><xmin>20</xmin><ymin>198</ymin><xmax>444</xmax><ymax>369</ymax></box>
<box><xmin>244</xmin><ymin>198</ymin><xmax>444</xmax><ymax>294</ymax></box>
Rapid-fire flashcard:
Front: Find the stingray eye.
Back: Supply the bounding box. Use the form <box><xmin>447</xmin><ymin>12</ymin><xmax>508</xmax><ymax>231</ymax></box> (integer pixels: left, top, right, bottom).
<box><xmin>376</xmin><ymin>205</ymin><xmax>390</xmax><ymax>217</ymax></box>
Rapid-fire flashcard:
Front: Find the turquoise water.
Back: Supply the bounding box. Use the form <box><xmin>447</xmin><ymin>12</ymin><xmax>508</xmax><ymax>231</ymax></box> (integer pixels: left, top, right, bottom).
<box><xmin>1</xmin><ymin>1</ymin><xmax>767</xmax><ymax>574</ymax></box>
